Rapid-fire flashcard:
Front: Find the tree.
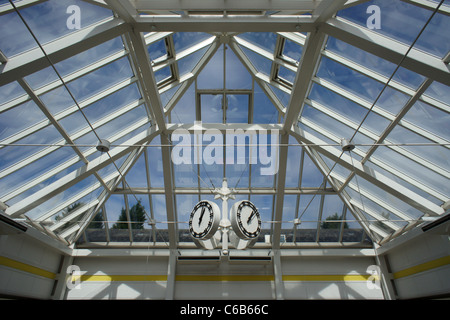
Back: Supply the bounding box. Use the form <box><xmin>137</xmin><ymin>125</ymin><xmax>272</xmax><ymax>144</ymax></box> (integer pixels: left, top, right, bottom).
<box><xmin>55</xmin><ymin>202</ymin><xmax>83</xmax><ymax>222</ymax></box>
<box><xmin>321</xmin><ymin>213</ymin><xmax>348</xmax><ymax>229</ymax></box>
<box><xmin>88</xmin><ymin>208</ymin><xmax>104</xmax><ymax>229</ymax></box>
<box><xmin>112</xmin><ymin>200</ymin><xmax>146</xmax><ymax>229</ymax></box>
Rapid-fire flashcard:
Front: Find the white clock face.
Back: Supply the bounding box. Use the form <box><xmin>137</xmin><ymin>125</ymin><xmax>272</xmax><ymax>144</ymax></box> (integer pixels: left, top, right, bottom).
<box><xmin>189</xmin><ymin>201</ymin><xmax>220</xmax><ymax>240</ymax></box>
<box><xmin>231</xmin><ymin>200</ymin><xmax>261</xmax><ymax>240</ymax></box>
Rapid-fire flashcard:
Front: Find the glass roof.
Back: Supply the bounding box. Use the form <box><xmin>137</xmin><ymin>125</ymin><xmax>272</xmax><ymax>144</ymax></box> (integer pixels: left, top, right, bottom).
<box><xmin>0</xmin><ymin>0</ymin><xmax>448</xmax><ymax>251</ymax></box>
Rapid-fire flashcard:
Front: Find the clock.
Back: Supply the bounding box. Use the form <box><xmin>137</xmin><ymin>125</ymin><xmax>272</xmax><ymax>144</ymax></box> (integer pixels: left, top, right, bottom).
<box><xmin>189</xmin><ymin>200</ymin><xmax>220</xmax><ymax>240</ymax></box>
<box><xmin>230</xmin><ymin>200</ymin><xmax>261</xmax><ymax>240</ymax></box>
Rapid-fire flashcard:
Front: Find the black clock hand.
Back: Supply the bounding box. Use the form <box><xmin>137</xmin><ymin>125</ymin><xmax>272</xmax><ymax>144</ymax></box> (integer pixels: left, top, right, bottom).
<box><xmin>199</xmin><ymin>207</ymin><xmax>206</xmax><ymax>226</ymax></box>
<box><xmin>247</xmin><ymin>210</ymin><xmax>255</xmax><ymax>224</ymax></box>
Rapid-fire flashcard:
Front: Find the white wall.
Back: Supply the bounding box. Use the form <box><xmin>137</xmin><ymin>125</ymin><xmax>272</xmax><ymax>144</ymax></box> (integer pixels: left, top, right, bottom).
<box><xmin>65</xmin><ymin>251</ymin><xmax>383</xmax><ymax>300</ymax></box>
<box><xmin>0</xmin><ymin>234</ymin><xmax>62</xmax><ymax>299</ymax></box>
<box><xmin>67</xmin><ymin>256</ymin><xmax>169</xmax><ymax>299</ymax></box>
<box><xmin>383</xmin><ymin>232</ymin><xmax>450</xmax><ymax>299</ymax></box>
<box><xmin>282</xmin><ymin>256</ymin><xmax>383</xmax><ymax>299</ymax></box>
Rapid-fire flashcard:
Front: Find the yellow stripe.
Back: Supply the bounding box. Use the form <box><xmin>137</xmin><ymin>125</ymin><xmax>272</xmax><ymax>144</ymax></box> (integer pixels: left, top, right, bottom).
<box><xmin>0</xmin><ymin>256</ymin><xmax>56</xmax><ymax>279</ymax></box>
<box><xmin>175</xmin><ymin>275</ymin><xmax>275</xmax><ymax>282</ymax></box>
<box><xmin>393</xmin><ymin>255</ymin><xmax>450</xmax><ymax>279</ymax></box>
<box><xmin>73</xmin><ymin>274</ymin><xmax>167</xmax><ymax>282</ymax></box>
<box><xmin>282</xmin><ymin>274</ymin><xmax>378</xmax><ymax>282</ymax></box>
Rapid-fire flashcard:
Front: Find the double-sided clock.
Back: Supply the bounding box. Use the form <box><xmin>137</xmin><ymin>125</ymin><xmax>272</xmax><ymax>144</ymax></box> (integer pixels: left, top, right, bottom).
<box><xmin>189</xmin><ymin>200</ymin><xmax>221</xmax><ymax>240</ymax></box>
<box><xmin>230</xmin><ymin>200</ymin><xmax>261</xmax><ymax>240</ymax></box>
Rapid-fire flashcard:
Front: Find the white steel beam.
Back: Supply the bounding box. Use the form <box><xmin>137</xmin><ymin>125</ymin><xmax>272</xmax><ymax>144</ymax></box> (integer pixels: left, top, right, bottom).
<box><xmin>228</xmin><ymin>38</ymin><xmax>286</xmax><ymax>114</ymax></box>
<box><xmin>134</xmin><ymin>15</ymin><xmax>315</xmax><ymax>33</ymax></box>
<box><xmin>0</xmin><ymin>17</ymin><xmax>129</xmax><ymax>86</ymax></box>
<box><xmin>272</xmin><ymin>133</ymin><xmax>288</xmax><ymax>250</ymax></box>
<box><xmin>105</xmin><ymin>0</ymin><xmax>137</xmax><ymax>23</ymax></box>
<box><xmin>127</xmin><ymin>29</ymin><xmax>167</xmax><ymax>131</ymax></box>
<box><xmin>133</xmin><ymin>0</ymin><xmax>321</xmax><ymax>12</ymax></box>
<box><xmin>0</xmin><ymin>0</ymin><xmax>46</xmax><ymax>15</ymax></box>
<box><xmin>283</xmin><ymin>29</ymin><xmax>327</xmax><ymax>131</ymax></box>
<box><xmin>160</xmin><ymin>134</ymin><xmax>178</xmax><ymax>249</ymax></box>
<box><xmin>322</xmin><ymin>18</ymin><xmax>450</xmax><ymax>86</ymax></box>
<box><xmin>400</xmin><ymin>0</ymin><xmax>450</xmax><ymax>16</ymax></box>
<box><xmin>112</xmin><ymin>187</ymin><xmax>336</xmax><ymax>195</ymax></box>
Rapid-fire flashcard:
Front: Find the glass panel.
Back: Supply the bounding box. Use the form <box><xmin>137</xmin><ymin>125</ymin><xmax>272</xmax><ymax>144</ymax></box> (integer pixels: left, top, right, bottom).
<box><xmin>147</xmin><ymin>38</ymin><xmax>167</xmax><ymax>61</ymax></box>
<box><xmin>177</xmin><ymin>46</ymin><xmax>207</xmax><ymax>76</ymax></box>
<box><xmin>26</xmin><ymin>174</ymin><xmax>101</xmax><ymax>220</ymax></box>
<box><xmin>300</xmin><ymin>150</ymin><xmax>326</xmax><ymax>188</ymax></box>
<box><xmin>83</xmin><ymin>83</ymin><xmax>142</xmax><ymax>124</ymax></box>
<box><xmin>295</xmin><ymin>194</ymin><xmax>321</xmax><ymax>242</ymax></box>
<box><xmin>282</xmin><ymin>38</ymin><xmax>303</xmax><ymax>62</ymax></box>
<box><xmin>226</xmin><ymin>94</ymin><xmax>249</xmax><ymax>123</ymax></box>
<box><xmin>25</xmin><ymin>37</ymin><xmax>125</xmax><ymax>90</ymax></box>
<box><xmin>66</xmin><ymin>56</ymin><xmax>134</xmax><ymax>102</ymax></box>
<box><xmin>240</xmin><ymin>46</ymin><xmax>272</xmax><ymax>76</ymax></box>
<box><xmin>0</xmin><ymin>0</ymin><xmax>113</xmax><ymax>58</ymax></box>
<box><xmin>385</xmin><ymin>125</ymin><xmax>449</xmax><ymax>171</ymax></box>
<box><xmin>225</xmin><ymin>48</ymin><xmax>252</xmax><ymax>90</ymax></box>
<box><xmin>147</xmin><ymin>136</ymin><xmax>164</xmax><ymax>188</ymax></box>
<box><xmin>106</xmin><ymin>194</ymin><xmax>130</xmax><ymax>242</ymax></box>
<box><xmin>0</xmin><ymin>124</ymin><xmax>62</xmax><ymax>171</ymax></box>
<box><xmin>0</xmin><ymin>81</ymin><xmax>26</xmax><ymax>105</ymax></box>
<box><xmin>0</xmin><ymin>100</ymin><xmax>45</xmax><ymax>140</ymax></box>
<box><xmin>176</xmin><ymin>194</ymin><xmax>198</xmax><ymax>241</ymax></box>
<box><xmin>308</xmin><ymin>83</ymin><xmax>391</xmax><ymax>137</ymax></box>
<box><xmin>282</xmin><ymin>195</ymin><xmax>297</xmax><ymax>240</ymax></box>
<box><xmin>173</xmin><ymin>32</ymin><xmax>211</xmax><ymax>54</ymax></box>
<box><xmin>200</xmin><ymin>94</ymin><xmax>223</xmax><ymax>123</ymax></box>
<box><xmin>0</xmin><ymin>146</ymin><xmax>81</xmax><ymax>200</ymax></box>
<box><xmin>302</xmin><ymin>103</ymin><xmax>376</xmax><ymax>155</ymax></box>
<box><xmin>170</xmin><ymin>83</ymin><xmax>196</xmax><ymax>123</ymax></box>
<box><xmin>197</xmin><ymin>47</ymin><xmax>223</xmax><ymax>89</ymax></box>
<box><xmin>423</xmin><ymin>81</ymin><xmax>450</xmax><ymax>105</ymax></box>
<box><xmin>85</xmin><ymin>208</ymin><xmax>107</xmax><ymax>242</ymax></box>
<box><xmin>249</xmin><ymin>194</ymin><xmax>273</xmax><ymax>243</ymax></box>
<box><xmin>325</xmin><ymin>37</ymin><xmax>426</xmax><ymax>90</ymax></box>
<box><xmin>238</xmin><ymin>32</ymin><xmax>277</xmax><ymax>53</ymax></box>
<box><xmin>348</xmin><ymin>171</ymin><xmax>425</xmax><ymax>220</ymax></box>
<box><xmin>253</xmin><ymin>82</ymin><xmax>279</xmax><ymax>123</ymax></box>
<box><xmin>404</xmin><ymin>100</ymin><xmax>450</xmax><ymax>141</ymax></box>
<box><xmin>277</xmin><ymin>65</ymin><xmax>296</xmax><ymax>85</ymax></box>
<box><xmin>318</xmin><ymin>195</ymin><xmax>344</xmax><ymax>242</ymax></box>
<box><xmin>154</xmin><ymin>65</ymin><xmax>173</xmax><ymax>83</ymax></box>
<box><xmin>250</xmin><ymin>133</ymin><xmax>277</xmax><ymax>188</ymax></box>
<box><xmin>337</xmin><ymin>0</ymin><xmax>450</xmax><ymax>58</ymax></box>
<box><xmin>285</xmin><ymin>138</ymin><xmax>301</xmax><ymax>188</ymax></box>
<box><xmin>316</xmin><ymin>56</ymin><xmax>409</xmax><ymax>115</ymax></box>
<box><xmin>123</xmin><ymin>152</ymin><xmax>147</xmax><ymax>188</ymax></box>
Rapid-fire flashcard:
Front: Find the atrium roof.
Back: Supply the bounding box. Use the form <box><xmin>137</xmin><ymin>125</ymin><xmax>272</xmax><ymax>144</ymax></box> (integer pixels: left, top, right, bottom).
<box><xmin>0</xmin><ymin>0</ymin><xmax>448</xmax><ymax>251</ymax></box>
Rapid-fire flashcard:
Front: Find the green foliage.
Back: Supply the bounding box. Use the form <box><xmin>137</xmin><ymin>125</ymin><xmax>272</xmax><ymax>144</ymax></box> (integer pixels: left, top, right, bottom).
<box><xmin>55</xmin><ymin>202</ymin><xmax>82</xmax><ymax>221</ymax></box>
<box><xmin>320</xmin><ymin>213</ymin><xmax>348</xmax><ymax>229</ymax></box>
<box><xmin>88</xmin><ymin>208</ymin><xmax>104</xmax><ymax>229</ymax></box>
<box><xmin>112</xmin><ymin>200</ymin><xmax>147</xmax><ymax>229</ymax></box>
